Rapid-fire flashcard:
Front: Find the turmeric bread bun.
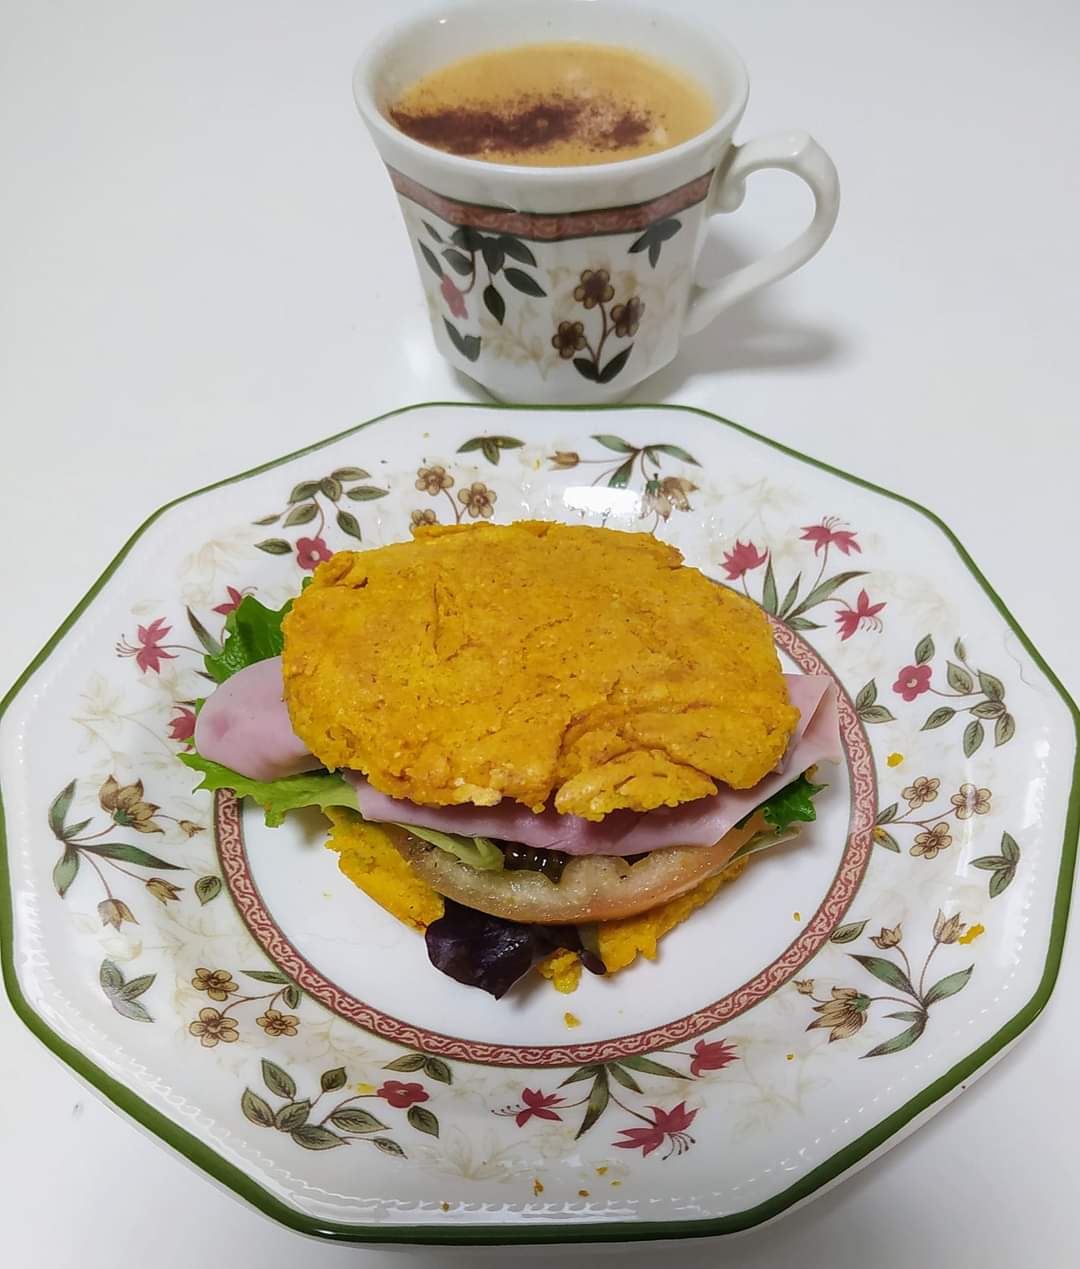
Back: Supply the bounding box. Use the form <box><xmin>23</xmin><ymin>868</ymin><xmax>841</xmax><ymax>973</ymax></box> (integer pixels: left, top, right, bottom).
<box><xmin>282</xmin><ymin>521</ymin><xmax>797</xmax><ymax>819</ymax></box>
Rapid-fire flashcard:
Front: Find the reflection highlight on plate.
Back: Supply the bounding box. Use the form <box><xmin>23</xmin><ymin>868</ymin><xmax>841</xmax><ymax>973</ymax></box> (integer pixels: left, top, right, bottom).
<box><xmin>561</xmin><ymin>484</ymin><xmax>644</xmax><ymax>519</ymax></box>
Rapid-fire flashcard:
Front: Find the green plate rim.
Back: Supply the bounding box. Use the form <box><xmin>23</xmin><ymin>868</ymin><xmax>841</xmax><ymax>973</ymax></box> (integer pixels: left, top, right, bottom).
<box><xmin>2</xmin><ymin>400</ymin><xmax>1077</xmax><ymax>1246</ymax></box>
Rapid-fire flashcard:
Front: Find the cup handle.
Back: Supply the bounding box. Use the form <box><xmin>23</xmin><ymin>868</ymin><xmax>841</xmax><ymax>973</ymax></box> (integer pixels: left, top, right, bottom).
<box><xmin>682</xmin><ymin>131</ymin><xmax>840</xmax><ymax>336</ymax></box>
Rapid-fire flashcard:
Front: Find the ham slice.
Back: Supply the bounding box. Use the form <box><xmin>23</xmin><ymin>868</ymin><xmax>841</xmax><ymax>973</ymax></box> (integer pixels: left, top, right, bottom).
<box><xmin>197</xmin><ymin>656</ymin><xmax>841</xmax><ymax>856</ymax></box>
<box><xmin>346</xmin><ymin>675</ymin><xmax>840</xmax><ymax>855</ymax></box>
<box><xmin>194</xmin><ymin>657</ymin><xmax>322</xmax><ymax>783</ymax></box>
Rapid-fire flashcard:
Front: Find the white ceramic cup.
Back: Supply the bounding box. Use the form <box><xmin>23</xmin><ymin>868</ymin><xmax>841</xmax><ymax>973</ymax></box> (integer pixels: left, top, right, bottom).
<box><xmin>354</xmin><ymin>0</ymin><xmax>839</xmax><ymax>404</ymax></box>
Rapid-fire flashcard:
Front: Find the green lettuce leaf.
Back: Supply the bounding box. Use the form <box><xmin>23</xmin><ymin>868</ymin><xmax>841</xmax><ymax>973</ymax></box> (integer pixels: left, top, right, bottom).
<box><xmin>759</xmin><ymin>771</ymin><xmax>826</xmax><ymax>832</ymax></box>
<box><xmin>178</xmin><ymin>754</ymin><xmax>503</xmax><ymax>872</ymax></box>
<box><xmin>203</xmin><ymin>595</ymin><xmax>294</xmax><ymax>684</ymax></box>
<box><xmin>729</xmin><ymin>827</ymin><xmax>801</xmax><ymax>862</ymax></box>
<box><xmin>396</xmin><ymin>824</ymin><xmax>504</xmax><ymax>871</ymax></box>
<box><xmin>178</xmin><ymin>753</ymin><xmax>358</xmax><ymax>827</ymax></box>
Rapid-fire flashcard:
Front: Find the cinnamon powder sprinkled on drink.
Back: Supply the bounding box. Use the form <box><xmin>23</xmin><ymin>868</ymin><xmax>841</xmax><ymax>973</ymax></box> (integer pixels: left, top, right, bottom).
<box><xmin>389</xmin><ymin>95</ymin><xmax>652</xmax><ymax>160</ymax></box>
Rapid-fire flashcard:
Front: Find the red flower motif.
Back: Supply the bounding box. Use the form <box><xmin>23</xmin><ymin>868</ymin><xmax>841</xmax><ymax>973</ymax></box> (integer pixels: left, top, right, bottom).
<box><xmin>441</xmin><ymin>274</ymin><xmax>468</xmax><ymax>319</ymax></box>
<box><xmin>296</xmin><ymin>536</ymin><xmax>333</xmax><ymax>571</ymax></box>
<box><xmin>167</xmin><ymin>706</ymin><xmax>197</xmax><ymax>744</ymax></box>
<box><xmin>515</xmin><ymin>1088</ymin><xmax>565</xmax><ymax>1127</ymax></box>
<box><xmin>613</xmin><ymin>1102</ymin><xmax>698</xmax><ymax>1159</ymax></box>
<box><xmin>689</xmin><ymin>1038</ymin><xmax>738</xmax><ymax>1077</ymax></box>
<box><xmin>893</xmin><ymin>663</ymin><xmax>932</xmax><ymax>701</ymax></box>
<box><xmin>800</xmin><ymin>517</ymin><xmax>861</xmax><ymax>556</ymax></box>
<box><xmin>835</xmin><ymin>589</ymin><xmax>886</xmax><ymax>641</ymax></box>
<box><xmin>117</xmin><ymin>618</ymin><xmax>177</xmax><ymax>673</ymax></box>
<box><xmin>376</xmin><ymin>1080</ymin><xmax>429</xmax><ymax>1109</ymax></box>
<box><xmin>721</xmin><ymin>540</ymin><xmax>768</xmax><ymax>581</ymax></box>
<box><xmin>212</xmin><ymin>585</ymin><xmax>251</xmax><ymax>615</ymax></box>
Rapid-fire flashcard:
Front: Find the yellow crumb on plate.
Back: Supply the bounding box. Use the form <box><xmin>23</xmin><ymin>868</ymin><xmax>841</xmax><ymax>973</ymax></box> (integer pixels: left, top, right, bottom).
<box><xmin>564</xmin><ymin>1011</ymin><xmax>581</xmax><ymax>1028</ymax></box>
<box><xmin>959</xmin><ymin>922</ymin><xmax>985</xmax><ymax>944</ymax></box>
<box><xmin>595</xmin><ymin>1166</ymin><xmax>608</xmax><ymax>1175</ymax></box>
<box><xmin>887</xmin><ymin>752</ymin><xmax>904</xmax><ymax>767</ymax></box>
<box><xmin>793</xmin><ymin>910</ymin><xmax>801</xmax><ymax>921</ymax></box>
<box><xmin>578</xmin><ymin>1189</ymin><xmax>590</xmax><ymax>1198</ymax></box>
<box><xmin>355</xmin><ymin>1082</ymin><xmax>376</xmax><ymax>1095</ymax></box>
<box><xmin>786</xmin><ymin>1053</ymin><xmax>795</xmax><ymax>1061</ymax></box>
<box><xmin>537</xmin><ymin>949</ymin><xmax>583</xmax><ymax>993</ymax></box>
<box><xmin>532</xmin><ymin>1178</ymin><xmax>544</xmax><ymax>1196</ymax></box>
<box><xmin>440</xmin><ymin>1201</ymin><xmax>450</xmax><ymax>1212</ymax></box>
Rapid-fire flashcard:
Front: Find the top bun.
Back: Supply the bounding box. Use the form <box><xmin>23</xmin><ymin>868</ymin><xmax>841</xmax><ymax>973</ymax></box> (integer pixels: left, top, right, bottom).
<box><xmin>282</xmin><ymin>521</ymin><xmax>797</xmax><ymax>819</ymax></box>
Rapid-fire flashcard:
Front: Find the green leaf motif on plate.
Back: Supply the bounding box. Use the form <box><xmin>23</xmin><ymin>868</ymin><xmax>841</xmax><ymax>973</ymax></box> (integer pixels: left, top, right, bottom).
<box><xmin>830</xmin><ymin>919</ymin><xmax>868</xmax><ymax>944</ymax></box>
<box><xmin>372</xmin><ymin>1137</ymin><xmax>406</xmax><ymax>1158</ymax></box>
<box><xmin>194</xmin><ymin>875</ymin><xmax>221</xmax><ymax>905</ymax></box>
<box><xmin>52</xmin><ymin>849</ymin><xmax>79</xmax><ymax>897</ymax></box>
<box><xmin>575</xmin><ymin>1068</ymin><xmax>610</xmax><ymax>1139</ymax></box>
<box><xmin>99</xmin><ymin>958</ymin><xmax>155</xmax><ymax>1023</ymax></box>
<box><xmin>862</xmin><ymin>1016</ymin><xmax>927</xmax><ymax>1058</ymax></box>
<box><xmin>923</xmin><ymin>966</ymin><xmax>974</xmax><ymax>1006</ymax></box>
<box><xmin>241</xmin><ymin>1088</ymin><xmax>275</xmax><ymax>1128</ymax></box>
<box><xmin>591</xmin><ymin>434</ymin><xmax>636</xmax><ymax>453</ymax></box>
<box><xmin>946</xmin><ymin>661</ymin><xmax>974</xmax><ymax>693</ymax></box>
<box><xmin>383</xmin><ymin>1053</ymin><xmax>426</xmax><ymax>1073</ymax></box>
<box><xmin>914</xmin><ymin>634</ymin><xmax>935</xmax><ymax>665</ymax></box>
<box><xmin>283</xmin><ymin>502</ymin><xmax>318</xmax><ymax>527</ymax></box>
<box><xmin>849</xmin><ymin>954</ymin><xmax>915</xmax><ymax>996</ymax></box>
<box><xmin>291</xmin><ymin>1125</ymin><xmax>344</xmax><ymax>1151</ymax></box>
<box><xmin>48</xmin><ymin>780</ymin><xmax>75</xmax><ymax>839</ymax></box>
<box><xmin>321</xmin><ymin>1067</ymin><xmax>347</xmax><ymax>1092</ymax></box>
<box><xmin>648</xmin><ymin>443</ymin><xmax>700</xmax><ymax>465</ymax></box>
<box><xmin>423</xmin><ymin>1056</ymin><xmax>453</xmax><ymax>1085</ymax></box>
<box><xmin>617</xmin><ymin>1054</ymin><xmax>684</xmax><ymax>1079</ymax></box>
<box><xmin>261</xmin><ymin>1059</ymin><xmax>296</xmax><ymax>1100</ymax></box>
<box><xmin>761</xmin><ymin>558</ymin><xmax>779</xmax><ymax>615</ymax></box>
<box><xmin>407</xmin><ymin>1106</ymin><xmax>440</xmax><ymax>1138</ymax></box>
<box><xmin>607</xmin><ymin>1063</ymin><xmax>644</xmax><ymax>1094</ymax></box>
<box><xmin>336</xmin><ymin>509</ymin><xmax>362</xmax><ymax>541</ymax></box>
<box><xmin>275</xmin><ymin>1100</ymin><xmax>311</xmax><ymax>1132</ymax></box>
<box><xmin>329</xmin><ymin>1107</ymin><xmax>386</xmax><ymax>1134</ymax></box>
<box><xmin>971</xmin><ymin>831</ymin><xmax>1020</xmax><ymax>898</ymax></box>
<box><xmin>922</xmin><ymin>706</ymin><xmax>955</xmax><ymax>730</ymax></box>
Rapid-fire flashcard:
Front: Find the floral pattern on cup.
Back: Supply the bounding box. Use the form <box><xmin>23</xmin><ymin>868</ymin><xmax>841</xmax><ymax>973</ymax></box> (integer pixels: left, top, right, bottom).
<box><xmin>417</xmin><ymin>220</ymin><xmax>547</xmax><ymax>365</ymax></box>
<box><xmin>551</xmin><ymin>270</ymin><xmax>644</xmax><ymax>384</ymax></box>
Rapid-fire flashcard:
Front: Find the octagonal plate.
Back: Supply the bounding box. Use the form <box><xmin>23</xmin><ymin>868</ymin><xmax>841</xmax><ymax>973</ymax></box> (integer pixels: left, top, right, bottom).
<box><xmin>1</xmin><ymin>402</ymin><xmax>1076</xmax><ymax>1245</ymax></box>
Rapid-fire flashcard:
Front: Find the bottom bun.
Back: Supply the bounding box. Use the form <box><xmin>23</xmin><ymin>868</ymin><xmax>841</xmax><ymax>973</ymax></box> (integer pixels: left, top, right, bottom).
<box><xmin>390</xmin><ymin>814</ymin><xmax>766</xmax><ymax>924</ymax></box>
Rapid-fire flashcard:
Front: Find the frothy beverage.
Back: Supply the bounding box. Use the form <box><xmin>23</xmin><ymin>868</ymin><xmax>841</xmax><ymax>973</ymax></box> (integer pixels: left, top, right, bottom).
<box><xmin>386</xmin><ymin>42</ymin><xmax>715</xmax><ymax>167</ymax></box>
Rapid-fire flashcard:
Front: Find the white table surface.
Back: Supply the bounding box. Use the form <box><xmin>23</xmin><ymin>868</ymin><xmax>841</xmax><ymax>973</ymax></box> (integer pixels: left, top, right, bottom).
<box><xmin>3</xmin><ymin>1</ymin><xmax>1079</xmax><ymax>1265</ymax></box>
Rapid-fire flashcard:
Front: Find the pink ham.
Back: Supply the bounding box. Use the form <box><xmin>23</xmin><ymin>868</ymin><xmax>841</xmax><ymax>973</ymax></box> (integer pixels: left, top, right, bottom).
<box><xmin>194</xmin><ymin>656</ymin><xmax>322</xmax><ymax>783</ymax></box>
<box><xmin>198</xmin><ymin>657</ymin><xmax>841</xmax><ymax>855</ymax></box>
<box><xmin>345</xmin><ymin>674</ymin><xmax>841</xmax><ymax>855</ymax></box>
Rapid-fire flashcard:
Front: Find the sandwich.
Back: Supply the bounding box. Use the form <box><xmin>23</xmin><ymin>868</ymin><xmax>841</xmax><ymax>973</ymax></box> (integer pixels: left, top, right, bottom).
<box><xmin>182</xmin><ymin>520</ymin><xmax>840</xmax><ymax>997</ymax></box>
